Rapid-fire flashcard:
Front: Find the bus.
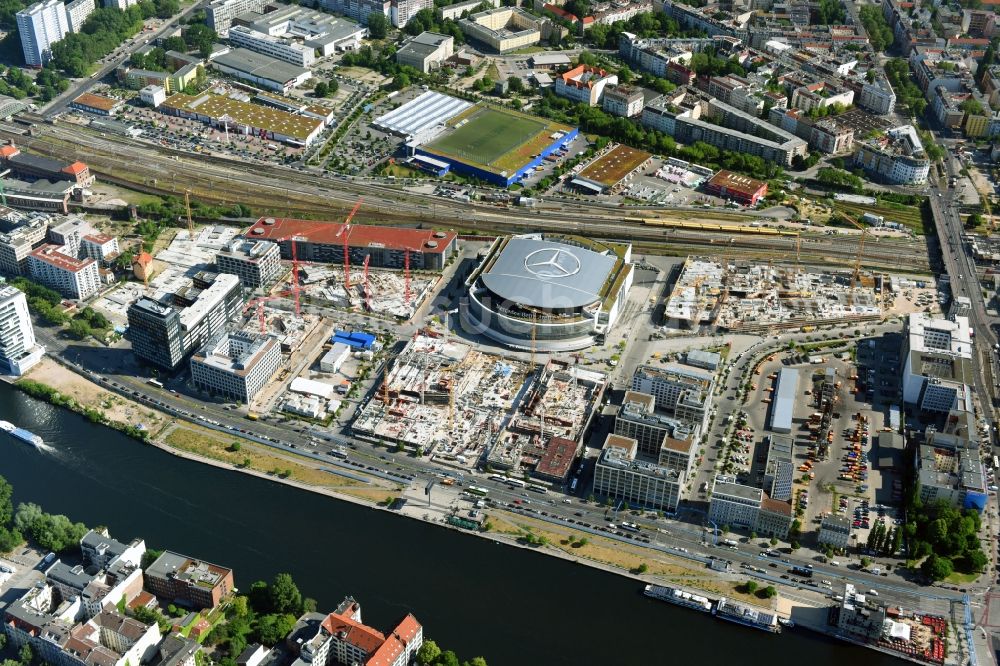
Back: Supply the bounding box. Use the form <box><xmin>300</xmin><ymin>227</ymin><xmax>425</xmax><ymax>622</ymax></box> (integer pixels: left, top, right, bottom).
<box><xmin>569</xmin><ymin>477</ymin><xmax>579</xmax><ymax>493</ymax></box>
<box><xmin>506</xmin><ymin>478</ymin><xmax>526</xmax><ymax>488</ymax></box>
<box><xmin>993</xmin><ymin>455</ymin><xmax>998</xmax><ymax>471</ymax></box>
<box><xmin>466</xmin><ymin>486</ymin><xmax>489</xmax><ymax>497</ymax></box>
<box><xmin>489</xmin><ymin>475</ymin><xmax>508</xmax><ymax>483</ymax></box>
<box><xmin>790</xmin><ymin>566</ymin><xmax>813</xmax><ymax>578</ymax></box>
<box><xmin>527</xmin><ymin>483</ymin><xmax>549</xmax><ymax>494</ymax></box>
<box><xmin>147</xmin><ymin>379</ymin><xmax>164</xmax><ymax>389</ymax></box>
<box><xmin>620</xmin><ymin>522</ymin><xmax>640</xmax><ymax>532</ymax></box>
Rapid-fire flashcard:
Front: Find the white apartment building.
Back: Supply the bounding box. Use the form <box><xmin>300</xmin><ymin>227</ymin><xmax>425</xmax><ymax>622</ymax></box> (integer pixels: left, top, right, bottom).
<box><xmin>28</xmin><ymin>244</ymin><xmax>100</xmax><ymax>300</ymax></box>
<box><xmin>555</xmin><ymin>64</ymin><xmax>619</xmax><ymax>106</ymax></box>
<box><xmin>854</xmin><ymin>124</ymin><xmax>930</xmax><ymax>185</ymax></box>
<box><xmin>101</xmin><ymin>0</ymin><xmax>137</xmax><ymax>9</ymax></box>
<box><xmin>16</xmin><ymin>0</ymin><xmax>69</xmax><ymax>67</ymax></box>
<box><xmin>602</xmin><ymin>85</ymin><xmax>644</xmax><ymax>117</ymax></box>
<box><xmin>190</xmin><ymin>331</ymin><xmax>282</xmax><ymax>403</ymax></box>
<box><xmin>206</xmin><ymin>0</ymin><xmax>268</xmax><ymax>36</ymax></box>
<box><xmin>902</xmin><ymin>312</ymin><xmax>974</xmax><ymax>413</ymax></box>
<box><xmin>391</xmin><ymin>0</ymin><xmax>433</xmax><ymax>27</ymax></box>
<box><xmin>215</xmin><ymin>238</ymin><xmax>282</xmax><ymax>289</ymax></box>
<box><xmin>64</xmin><ymin>0</ymin><xmax>94</xmax><ymax>32</ymax></box>
<box><xmin>80</xmin><ymin>233</ymin><xmax>120</xmax><ymax>263</ymax></box>
<box><xmin>0</xmin><ymin>285</ymin><xmax>43</xmax><ymax>376</ymax></box>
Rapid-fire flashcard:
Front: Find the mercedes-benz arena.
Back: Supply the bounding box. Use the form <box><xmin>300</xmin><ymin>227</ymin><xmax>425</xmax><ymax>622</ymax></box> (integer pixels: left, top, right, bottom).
<box><xmin>464</xmin><ymin>234</ymin><xmax>633</xmax><ymax>352</ymax></box>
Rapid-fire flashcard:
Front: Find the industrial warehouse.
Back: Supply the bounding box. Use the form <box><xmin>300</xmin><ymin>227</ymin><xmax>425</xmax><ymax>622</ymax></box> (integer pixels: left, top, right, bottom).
<box><xmin>244</xmin><ymin>217</ymin><xmax>458</xmax><ymax>270</ymax></box>
<box><xmin>464</xmin><ymin>234</ymin><xmax>634</xmax><ymax>351</ymax></box>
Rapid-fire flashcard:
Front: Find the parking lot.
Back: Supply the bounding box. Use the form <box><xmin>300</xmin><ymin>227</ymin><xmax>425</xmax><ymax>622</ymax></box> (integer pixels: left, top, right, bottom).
<box><xmin>0</xmin><ymin>547</ymin><xmax>45</xmax><ymax>612</ymax></box>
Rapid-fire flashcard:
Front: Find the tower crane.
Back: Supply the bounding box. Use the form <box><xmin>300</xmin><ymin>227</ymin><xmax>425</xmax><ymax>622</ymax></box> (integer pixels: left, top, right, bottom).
<box><xmin>184</xmin><ymin>190</ymin><xmax>194</xmax><ymax>236</ymax></box>
<box><xmin>339</xmin><ymin>197</ymin><xmax>364</xmax><ymax>290</ymax></box>
<box><xmin>841</xmin><ymin>213</ymin><xmax>871</xmax><ymax>289</ymax></box>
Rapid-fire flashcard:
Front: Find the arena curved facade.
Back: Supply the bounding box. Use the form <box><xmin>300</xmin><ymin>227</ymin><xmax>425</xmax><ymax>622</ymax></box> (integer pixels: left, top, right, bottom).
<box><xmin>463</xmin><ymin>234</ymin><xmax>633</xmax><ymax>351</ymax></box>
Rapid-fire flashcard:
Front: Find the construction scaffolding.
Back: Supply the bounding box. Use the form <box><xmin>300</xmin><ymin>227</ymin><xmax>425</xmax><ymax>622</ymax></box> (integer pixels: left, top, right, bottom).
<box><xmin>663</xmin><ymin>257</ymin><xmax>885</xmax><ymax>331</ymax></box>
<box><xmin>351</xmin><ymin>332</ymin><xmax>531</xmax><ymax>467</ymax></box>
<box><xmin>486</xmin><ymin>360</ymin><xmax>607</xmax><ymax>482</ymax></box>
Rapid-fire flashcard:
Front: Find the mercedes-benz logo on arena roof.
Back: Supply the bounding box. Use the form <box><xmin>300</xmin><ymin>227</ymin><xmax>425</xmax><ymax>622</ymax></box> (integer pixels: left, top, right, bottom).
<box><xmin>523</xmin><ymin>248</ymin><xmax>582</xmax><ymax>279</ymax></box>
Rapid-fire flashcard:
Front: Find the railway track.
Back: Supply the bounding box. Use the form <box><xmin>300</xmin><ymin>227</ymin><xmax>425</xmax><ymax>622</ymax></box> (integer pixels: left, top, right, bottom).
<box><xmin>5</xmin><ymin>122</ymin><xmax>932</xmax><ymax>272</ymax></box>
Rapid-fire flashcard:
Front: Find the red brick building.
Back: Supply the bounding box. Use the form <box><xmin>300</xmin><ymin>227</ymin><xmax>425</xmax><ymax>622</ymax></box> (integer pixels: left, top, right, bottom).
<box><xmin>704</xmin><ymin>170</ymin><xmax>768</xmax><ymax>206</ymax></box>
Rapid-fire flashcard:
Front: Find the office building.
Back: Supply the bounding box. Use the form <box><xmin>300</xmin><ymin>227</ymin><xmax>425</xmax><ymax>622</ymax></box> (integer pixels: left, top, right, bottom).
<box><xmin>614</xmin><ymin>391</ymin><xmax>697</xmax><ymax>470</ymax></box>
<box><xmin>228</xmin><ymin>26</ymin><xmax>316</xmax><ymax>67</ymax></box>
<box><xmin>80</xmin><ymin>529</ymin><xmax>145</xmax><ymax>570</ymax></box>
<box><xmin>0</xmin><ymin>285</ymin><xmax>44</xmax><ymax>376</ymax></box>
<box><xmin>592</xmin><ymin>434</ymin><xmax>683</xmax><ymax>513</ymax></box>
<box><xmin>554</xmin><ymin>65</ymin><xmax>618</xmax><ymax>106</ymax></box>
<box><xmin>836</xmin><ymin>583</ymin><xmax>887</xmax><ymax>642</ymax></box>
<box><xmin>143</xmin><ymin>551</ymin><xmax>234</xmax><ymax>609</ymax></box>
<box><xmin>763</xmin><ymin>434</ymin><xmax>793</xmax><ymax>501</ymax></box>
<box><xmin>232</xmin><ymin>6</ymin><xmax>366</xmax><ymax>57</ymax></box>
<box><xmin>818</xmin><ymin>513</ymin><xmax>852</xmax><ymax>550</ymax></box>
<box><xmin>28</xmin><ymin>244</ymin><xmax>100</xmax><ymax>300</ymax></box>
<box><xmin>708</xmin><ymin>476</ymin><xmax>790</xmax><ymax>538</ymax></box>
<box><xmin>215</xmin><ymin>238</ymin><xmax>281</xmax><ymax>289</ymax></box>
<box><xmin>190</xmin><ymin>331</ymin><xmax>281</xmax><ymax>403</ymax></box>
<box><xmin>630</xmin><ymin>363</ymin><xmax>714</xmax><ymax>432</ymax></box>
<box><xmin>206</xmin><ymin>0</ymin><xmax>268</xmax><ymax>36</ymax></box>
<box><xmin>396</xmin><ymin>32</ymin><xmax>453</xmax><ymax>73</ymax></box>
<box><xmin>64</xmin><ymin>0</ymin><xmax>95</xmax><ymax>32</ymax></box>
<box><xmin>16</xmin><ymin>0</ymin><xmax>69</xmax><ymax>67</ymax></box>
<box><xmin>127</xmin><ymin>272</ymin><xmax>243</xmax><ymax>370</ymax></box>
<box><xmin>292</xmin><ymin>597</ymin><xmax>422</xmax><ymax>666</ymax></box>
<box><xmin>708</xmin><ymin>476</ymin><xmax>762</xmax><ymax>530</ymax></box>
<box><xmin>902</xmin><ymin>312</ymin><xmax>974</xmax><ymax>414</ymax></box>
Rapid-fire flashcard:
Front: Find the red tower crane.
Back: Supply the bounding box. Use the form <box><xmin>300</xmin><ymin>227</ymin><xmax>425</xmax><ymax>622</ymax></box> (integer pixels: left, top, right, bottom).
<box><xmin>340</xmin><ymin>197</ymin><xmax>364</xmax><ymax>290</ymax></box>
<box><xmin>243</xmin><ymin>296</ymin><xmax>284</xmax><ymax>333</ymax></box>
<box><xmin>403</xmin><ymin>247</ymin><xmax>411</xmax><ymax>307</ymax></box>
<box><xmin>362</xmin><ymin>254</ymin><xmax>371</xmax><ymax>311</ymax></box>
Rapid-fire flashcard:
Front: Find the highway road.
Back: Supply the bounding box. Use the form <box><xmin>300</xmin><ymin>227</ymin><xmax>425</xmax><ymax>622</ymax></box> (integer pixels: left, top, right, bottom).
<box><xmin>929</xmin><ymin>161</ymin><xmax>999</xmax><ymax>433</ymax></box>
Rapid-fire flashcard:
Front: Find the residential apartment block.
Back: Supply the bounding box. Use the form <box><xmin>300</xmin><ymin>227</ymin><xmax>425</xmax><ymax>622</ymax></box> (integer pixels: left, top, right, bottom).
<box><xmin>290</xmin><ymin>597</ymin><xmax>421</xmax><ymax>666</ymax></box>
<box><xmin>215</xmin><ymin>238</ymin><xmax>282</xmax><ymax>289</ymax></box>
<box><xmin>853</xmin><ymin>124</ymin><xmax>930</xmax><ymax>185</ymax></box>
<box><xmin>28</xmin><ymin>244</ymin><xmax>100</xmax><ymax>300</ymax></box>
<box><xmin>0</xmin><ymin>217</ymin><xmax>48</xmax><ymax>276</ymax></box>
<box><xmin>143</xmin><ymin>551</ymin><xmax>234</xmax><ymax>609</ymax></box>
<box><xmin>64</xmin><ymin>0</ymin><xmax>94</xmax><ymax>32</ymax></box>
<box><xmin>81</xmin><ymin>233</ymin><xmax>121</xmax><ymax>263</ymax></box>
<box><xmin>16</xmin><ymin>0</ymin><xmax>69</xmax><ymax>66</ymax></box>
<box><xmin>190</xmin><ymin>331</ymin><xmax>282</xmax><ymax>403</ymax></box>
<box><xmin>0</xmin><ymin>285</ymin><xmax>44</xmax><ymax>376</ymax></box>
<box><xmin>458</xmin><ymin>8</ymin><xmax>546</xmax><ymax>53</ymax></box>
<box><xmin>205</xmin><ymin>0</ymin><xmax>268</xmax><ymax>36</ymax></box>
<box><xmin>818</xmin><ymin>513</ymin><xmax>852</xmax><ymax>550</ymax></box>
<box><xmin>554</xmin><ymin>65</ymin><xmax>618</xmax><ymax>106</ymax></box>
<box><xmin>601</xmin><ymin>85</ymin><xmax>644</xmax><ymax>117</ymax></box>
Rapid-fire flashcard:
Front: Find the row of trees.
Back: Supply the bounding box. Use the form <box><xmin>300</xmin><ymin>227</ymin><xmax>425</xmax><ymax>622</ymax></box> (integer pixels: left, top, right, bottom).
<box><xmin>865</xmin><ymin>519</ymin><xmax>902</xmax><ymax>557</ymax></box>
<box><xmin>885</xmin><ymin>58</ymin><xmax>927</xmax><ymax>117</ymax></box>
<box><xmin>0</xmin><ymin>475</ymin><xmax>91</xmax><ymax>554</ymax></box>
<box><xmin>205</xmin><ymin>573</ymin><xmax>317</xmax><ymax>665</ymax></box>
<box><xmin>50</xmin><ymin>0</ymin><xmax>182</xmax><ymax>75</ymax></box>
<box><xmin>9</xmin><ymin>277</ymin><xmax>68</xmax><ymax>325</ymax></box>
<box><xmin>859</xmin><ymin>5</ymin><xmax>893</xmax><ymax>52</ymax></box>
<box><xmin>416</xmin><ymin>640</ymin><xmax>487</xmax><ymax>666</ymax></box>
<box><xmin>906</xmin><ymin>486</ymin><xmax>987</xmax><ymax>581</ymax></box>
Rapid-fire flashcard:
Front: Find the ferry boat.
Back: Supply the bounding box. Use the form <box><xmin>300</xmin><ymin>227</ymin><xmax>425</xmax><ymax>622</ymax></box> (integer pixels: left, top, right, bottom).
<box><xmin>713</xmin><ymin>598</ymin><xmax>781</xmax><ymax>633</ymax></box>
<box><xmin>0</xmin><ymin>420</ymin><xmax>42</xmax><ymax>448</ymax></box>
<box><xmin>644</xmin><ymin>585</ymin><xmax>713</xmax><ymax>613</ymax></box>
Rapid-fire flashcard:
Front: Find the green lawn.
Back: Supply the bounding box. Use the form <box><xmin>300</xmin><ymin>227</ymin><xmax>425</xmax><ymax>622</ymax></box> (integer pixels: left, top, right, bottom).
<box><xmin>944</xmin><ymin>571</ymin><xmax>979</xmax><ymax>584</ymax></box>
<box><xmin>424</xmin><ymin>108</ymin><xmax>544</xmax><ymax>169</ymax></box>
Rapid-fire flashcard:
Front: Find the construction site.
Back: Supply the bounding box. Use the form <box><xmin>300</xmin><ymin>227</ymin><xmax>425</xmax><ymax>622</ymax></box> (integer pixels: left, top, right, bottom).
<box><xmin>293</xmin><ymin>264</ymin><xmax>435</xmax><ymax>319</ymax></box>
<box><xmin>485</xmin><ymin>360</ymin><xmax>607</xmax><ymax>483</ymax></box>
<box><xmin>662</xmin><ymin>257</ymin><xmax>886</xmax><ymax>332</ymax></box>
<box><xmin>351</xmin><ymin>332</ymin><xmax>532</xmax><ymax>467</ymax></box>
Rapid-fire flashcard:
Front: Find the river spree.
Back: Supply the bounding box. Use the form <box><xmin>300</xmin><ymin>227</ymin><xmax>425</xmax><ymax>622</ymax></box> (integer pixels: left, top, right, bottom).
<box><xmin>0</xmin><ymin>382</ymin><xmax>903</xmax><ymax>665</ymax></box>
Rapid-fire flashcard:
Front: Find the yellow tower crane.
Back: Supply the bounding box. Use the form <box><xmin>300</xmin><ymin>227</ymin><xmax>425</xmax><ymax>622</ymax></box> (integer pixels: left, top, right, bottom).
<box><xmin>841</xmin><ymin>213</ymin><xmax>870</xmax><ymax>289</ymax></box>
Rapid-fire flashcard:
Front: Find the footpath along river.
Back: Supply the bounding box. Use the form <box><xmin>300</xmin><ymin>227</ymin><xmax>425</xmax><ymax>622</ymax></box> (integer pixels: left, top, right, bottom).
<box><xmin>0</xmin><ymin>382</ymin><xmax>903</xmax><ymax>665</ymax></box>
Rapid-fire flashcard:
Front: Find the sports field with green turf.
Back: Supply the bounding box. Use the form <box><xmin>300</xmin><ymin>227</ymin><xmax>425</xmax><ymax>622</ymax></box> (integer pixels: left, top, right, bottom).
<box><xmin>422</xmin><ymin>106</ymin><xmax>572</xmax><ymax>175</ymax></box>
